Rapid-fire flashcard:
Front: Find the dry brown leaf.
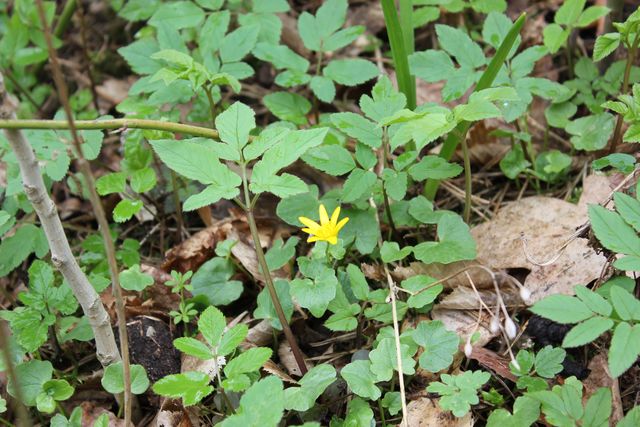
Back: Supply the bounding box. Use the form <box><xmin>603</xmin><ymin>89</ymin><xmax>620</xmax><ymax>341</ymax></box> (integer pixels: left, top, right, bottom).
<box><xmin>241</xmin><ymin>319</ymin><xmax>274</xmax><ymax>349</ymax></box>
<box><xmin>403</xmin><ymin>397</ymin><xmax>473</xmax><ymax>427</ymax></box>
<box><xmin>583</xmin><ymin>353</ymin><xmax>624</xmax><ymax>423</ymax></box>
<box><xmin>162</xmin><ymin>222</ymin><xmax>232</xmax><ymax>273</ymax></box>
<box><xmin>278</xmin><ymin>341</ymin><xmax>313</xmax><ymax>377</ymax></box>
<box><xmin>262</xmin><ymin>359</ymin><xmax>298</xmax><ymax>385</ymax></box>
<box><xmin>466</xmin><ymin>347</ymin><xmax>517</xmax><ymax>382</ymax></box>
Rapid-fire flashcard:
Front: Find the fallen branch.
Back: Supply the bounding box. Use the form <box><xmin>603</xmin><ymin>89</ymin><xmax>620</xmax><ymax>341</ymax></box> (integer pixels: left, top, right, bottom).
<box><xmin>0</xmin><ymin>74</ymin><xmax>121</xmax><ymax>367</ymax></box>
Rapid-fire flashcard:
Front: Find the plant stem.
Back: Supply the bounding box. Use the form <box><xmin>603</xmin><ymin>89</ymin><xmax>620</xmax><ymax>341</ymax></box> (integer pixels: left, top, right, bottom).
<box><xmin>381</xmin><ymin>0</ymin><xmax>416</xmax><ymax>110</ymax></box>
<box><xmin>204</xmin><ymin>85</ymin><xmax>217</xmax><ymax>128</ymax></box>
<box><xmin>423</xmin><ymin>13</ymin><xmax>526</xmax><ymax>200</ymax></box>
<box><xmin>460</xmin><ymin>135</ymin><xmax>472</xmax><ymax>223</ymax></box>
<box><xmin>34</xmin><ymin>1</ymin><xmax>134</xmax><ymax>424</ymax></box>
<box><xmin>0</xmin><ymin>322</ymin><xmax>32</xmax><ymax>427</ymax></box>
<box><xmin>0</xmin><ymin>118</ymin><xmax>220</xmax><ymax>139</ymax></box>
<box><xmin>239</xmin><ymin>163</ymin><xmax>308</xmax><ymax>376</ymax></box>
<box><xmin>610</xmin><ymin>33</ymin><xmax>640</xmax><ymax>153</ymax></box>
<box><xmin>381</xmin><ymin>128</ymin><xmax>397</xmax><ymax>236</ymax></box>
<box><xmin>0</xmin><ymin>77</ymin><xmax>121</xmax><ymax>367</ymax></box>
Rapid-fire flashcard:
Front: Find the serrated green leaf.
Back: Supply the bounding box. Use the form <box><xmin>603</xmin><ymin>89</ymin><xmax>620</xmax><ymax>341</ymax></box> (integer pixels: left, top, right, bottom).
<box><xmin>340</xmin><ymin>360</ymin><xmax>381</xmax><ymax>400</ymax></box>
<box><xmin>341</xmin><ymin>169</ymin><xmax>377</xmax><ymax>202</ymax></box>
<box><xmin>609</xmin><ymin>322</ymin><xmax>640</xmax><ymax>378</ymax></box>
<box><xmin>152</xmin><ymin>371</ymin><xmax>213</xmax><ymax>406</ymax></box>
<box><xmin>323</xmin><ymin>58</ymin><xmax>379</xmax><ymax>86</ymax></box>
<box><xmin>530</xmin><ymin>295</ymin><xmax>594</xmax><ymax>324</ymax></box>
<box><xmin>413</xmin><ymin>320</ymin><xmax>459</xmax><ymax>372</ymax></box>
<box><xmin>302</xmin><ymin>145</ymin><xmax>355</xmax><ymax>176</ymax></box>
<box><xmin>589</xmin><ymin>205</ymin><xmax>640</xmax><ymax>256</ymax></box>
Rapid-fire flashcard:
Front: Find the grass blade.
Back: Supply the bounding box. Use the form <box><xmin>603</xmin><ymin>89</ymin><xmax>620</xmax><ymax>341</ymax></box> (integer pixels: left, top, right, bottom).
<box><xmin>381</xmin><ymin>0</ymin><xmax>417</xmax><ymax>110</ymax></box>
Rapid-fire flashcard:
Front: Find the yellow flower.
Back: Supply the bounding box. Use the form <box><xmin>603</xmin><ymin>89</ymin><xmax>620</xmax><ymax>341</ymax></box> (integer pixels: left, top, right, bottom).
<box><xmin>299</xmin><ymin>204</ymin><xmax>349</xmax><ymax>245</ymax></box>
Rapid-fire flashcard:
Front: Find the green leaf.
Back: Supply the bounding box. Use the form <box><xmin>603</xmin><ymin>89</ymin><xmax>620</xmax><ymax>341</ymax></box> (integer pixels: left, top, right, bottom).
<box><xmin>290</xmin><ymin>270</ymin><xmax>338</xmax><ymax>317</ymax></box>
<box><xmin>119</xmin><ymin>264</ymin><xmax>154</xmax><ymax>291</ymax></box>
<box><xmin>41</xmin><ymin>379</ymin><xmax>74</xmax><ymax>402</ymax></box>
<box><xmin>151</xmin><ymin>140</ymin><xmax>240</xmax><ymax>208</ymax></box>
<box><xmin>191</xmin><ymin>257</ymin><xmax>243</xmax><ymax>306</ymax></box>
<box><xmin>382</xmin><ymin>169</ymin><xmax>408</xmax><ymax>201</ymax></box>
<box><xmin>224</xmin><ymin>347</ymin><xmax>272</xmax><ymax>378</ymax></box>
<box><xmin>614</xmin><ymin>192</ymin><xmax>640</xmax><ymax>233</ymax></box>
<box><xmin>250</xmin><ymin>172</ymin><xmax>308</xmax><ymax>198</ymax></box>
<box><xmin>413</xmin><ymin>215</ymin><xmax>476</xmax><ymax>264</ymax></box>
<box><xmin>582</xmin><ymin>387</ymin><xmax>611</xmax><ymax>427</ymax></box>
<box><xmin>284</xmin><ymin>364</ymin><xmax>336</xmax><ymax>411</ymax></box>
<box><xmin>198</xmin><ymin>306</ymin><xmax>226</xmax><ymax>348</ymax></box>
<box><xmin>112</xmin><ymin>199</ymin><xmax>142</xmax><ymax>222</ymax></box>
<box><xmin>152</xmin><ymin>371</ymin><xmax>213</xmax><ymax>406</ymax></box>
<box><xmin>608</xmin><ymin>322</ymin><xmax>640</xmax><ymax>378</ymax></box>
<box><xmin>347</xmin><ymin>264</ymin><xmax>370</xmax><ymax>300</ymax></box>
<box><xmin>323</xmin><ymin>59</ymin><xmax>379</xmax><ymax>86</ymax></box>
<box><xmin>565</xmin><ymin>113</ymin><xmax>614</xmax><ymax>151</ymax></box>
<box><xmin>253</xmin><ymin>42</ymin><xmax>308</xmax><ymax>72</ymax></box>
<box><xmin>574</xmin><ymin>285</ymin><xmax>612</xmax><ymax>317</ymax></box>
<box><xmin>130</xmin><ymin>168</ymin><xmax>157</xmax><ymax>193</ymax></box>
<box><xmin>302</xmin><ymin>145</ymin><xmax>355</xmax><ymax>176</ymax></box>
<box><xmin>413</xmin><ymin>320</ymin><xmax>459</xmax><ymax>372</ymax></box>
<box><xmin>577</xmin><ymin>6</ymin><xmax>610</xmax><ymax>28</ymax></box>
<box><xmin>408</xmin><ymin>155</ymin><xmax>463</xmax><ymax>181</ymax></box>
<box><xmin>263</xmin><ymin>92</ymin><xmax>311</xmax><ymax>125</ymax></box>
<box><xmin>555</xmin><ymin>0</ymin><xmax>586</xmax><ymax>26</ymax></box>
<box><xmin>265</xmin><ymin>237</ymin><xmax>299</xmax><ymax>271</ymax></box>
<box><xmin>219</xmin><ymin>376</ymin><xmax>284</xmax><ymax>427</ymax></box>
<box><xmin>426</xmin><ymin>370</ymin><xmax>490</xmax><ymax>417</ymax></box>
<box><xmin>618</xmin><ymin>406</ymin><xmax>640</xmax><ymax>427</ymax></box>
<box><xmin>8</xmin><ymin>360</ymin><xmax>52</xmax><ymax>406</ymax></box>
<box><xmin>102</xmin><ymin>362</ymin><xmax>149</xmax><ymax>394</ymax></box>
<box><xmin>96</xmin><ymin>172</ymin><xmax>126</xmax><ymax>195</ymax></box>
<box><xmin>309</xmin><ymin>76</ymin><xmax>336</xmax><ymax>103</ymax></box>
<box><xmin>486</xmin><ymin>395</ymin><xmax>541</xmax><ymax>427</ymax></box>
<box><xmin>254</xmin><ymin>279</ymin><xmax>293</xmax><ymax>330</ymax></box>
<box><xmin>215</xmin><ymin>102</ymin><xmax>256</xmax><ymax>154</ymax></box>
<box><xmin>149</xmin><ymin>1</ymin><xmax>204</xmax><ymax>30</ymax></box>
<box><xmin>173</xmin><ymin>337</ymin><xmax>213</xmax><ymax>360</ymax></box>
<box><xmin>410</xmin><ymin>50</ymin><xmax>455</xmax><ymax>83</ymax></box>
<box><xmin>0</xmin><ymin>225</ymin><xmax>48</xmax><ymax>277</ymax></box>
<box><xmin>563</xmin><ymin>317</ymin><xmax>613</xmax><ymax>348</ymax></box>
<box><xmin>341</xmin><ymin>169</ymin><xmax>377</xmax><ymax>203</ymax></box>
<box><xmin>369</xmin><ymin>338</ymin><xmax>415</xmax><ymax>382</ymax></box>
<box><xmin>340</xmin><ymin>360</ymin><xmax>381</xmax><ymax>400</ymax></box>
<box><xmin>436</xmin><ymin>24</ymin><xmax>486</xmax><ymax>68</ymax></box>
<box><xmin>218</xmin><ymin>324</ymin><xmax>248</xmax><ymax>357</ymax></box>
<box><xmin>403</xmin><ymin>275</ymin><xmax>443</xmax><ymax>309</ymax></box>
<box><xmin>342</xmin><ymin>207</ymin><xmax>380</xmax><ymax>255</ymax></box>
<box><xmin>380</xmin><ymin>241</ymin><xmax>412</xmax><ymax>263</ymax></box>
<box><xmin>324</xmin><ymin>26</ymin><xmax>364</xmax><ymax>52</ymax></box>
<box><xmin>330</xmin><ymin>112</ymin><xmax>382</xmax><ymax>148</ymax></box>
<box><xmin>623</xmin><ymin>123</ymin><xmax>640</xmax><ymax>142</ymax></box>
<box><xmin>589</xmin><ymin>205</ymin><xmax>640</xmax><ymax>256</ymax></box>
<box><xmin>543</xmin><ymin>23</ymin><xmax>569</xmax><ymax>54</ymax></box>
<box><xmin>220</xmin><ymin>25</ymin><xmax>259</xmax><ymax>63</ymax></box>
<box><xmin>609</xmin><ymin>286</ymin><xmax>640</xmax><ymax>321</ymax></box>
<box><xmin>359</xmin><ymin>75</ymin><xmax>406</xmax><ymax>123</ymax></box>
<box><xmin>530</xmin><ymin>339</ymin><xmax>570</xmax><ymax>371</ymax></box>
<box><xmin>530</xmin><ymin>294</ymin><xmax>594</xmax><ymax>324</ymax></box>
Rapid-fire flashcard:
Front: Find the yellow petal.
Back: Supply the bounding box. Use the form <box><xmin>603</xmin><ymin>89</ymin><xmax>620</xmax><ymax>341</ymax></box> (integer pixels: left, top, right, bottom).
<box><xmin>299</xmin><ymin>216</ymin><xmax>320</xmax><ymax>229</ymax></box>
<box><xmin>327</xmin><ymin>236</ymin><xmax>338</xmax><ymax>245</ymax></box>
<box><xmin>319</xmin><ymin>204</ymin><xmax>329</xmax><ymax>226</ymax></box>
<box><xmin>307</xmin><ymin>235</ymin><xmax>319</xmax><ymax>243</ymax></box>
<box><xmin>301</xmin><ymin>227</ymin><xmax>318</xmax><ymax>234</ymax></box>
<box><xmin>335</xmin><ymin>217</ymin><xmax>349</xmax><ymax>232</ymax></box>
<box><xmin>330</xmin><ymin>206</ymin><xmax>341</xmax><ymax>226</ymax></box>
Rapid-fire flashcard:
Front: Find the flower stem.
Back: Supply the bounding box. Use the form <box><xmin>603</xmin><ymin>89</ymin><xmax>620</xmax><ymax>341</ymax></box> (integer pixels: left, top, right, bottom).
<box><xmin>240</xmin><ymin>164</ymin><xmax>308</xmax><ymax>376</ymax></box>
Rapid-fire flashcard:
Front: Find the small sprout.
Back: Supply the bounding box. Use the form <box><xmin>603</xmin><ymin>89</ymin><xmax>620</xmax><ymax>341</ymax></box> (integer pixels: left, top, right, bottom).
<box><xmin>519</xmin><ymin>286</ymin><xmax>531</xmax><ymax>302</ymax></box>
<box><xmin>299</xmin><ymin>204</ymin><xmax>349</xmax><ymax>245</ymax></box>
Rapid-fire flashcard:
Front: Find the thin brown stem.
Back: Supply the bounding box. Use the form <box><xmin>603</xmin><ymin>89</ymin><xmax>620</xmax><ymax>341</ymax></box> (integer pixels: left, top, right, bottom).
<box><xmin>0</xmin><ymin>322</ymin><xmax>32</xmax><ymax>427</ymax></box>
<box><xmin>610</xmin><ymin>33</ymin><xmax>640</xmax><ymax>153</ymax></box>
<box><xmin>239</xmin><ymin>163</ymin><xmax>308</xmax><ymax>376</ymax></box>
<box><xmin>75</xmin><ymin>2</ymin><xmax>101</xmax><ymax>113</ymax></box>
<box><xmin>34</xmin><ymin>1</ymin><xmax>134</xmax><ymax>424</ymax></box>
<box><xmin>461</xmin><ymin>135</ymin><xmax>472</xmax><ymax>223</ymax></box>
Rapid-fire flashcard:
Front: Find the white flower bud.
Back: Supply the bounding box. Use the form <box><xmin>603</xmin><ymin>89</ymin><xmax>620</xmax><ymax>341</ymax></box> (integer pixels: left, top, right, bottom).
<box><xmin>464</xmin><ymin>339</ymin><xmax>473</xmax><ymax>358</ymax></box>
<box><xmin>519</xmin><ymin>286</ymin><xmax>531</xmax><ymax>302</ymax></box>
<box><xmin>504</xmin><ymin>317</ymin><xmax>517</xmax><ymax>339</ymax></box>
<box><xmin>490</xmin><ymin>316</ymin><xmax>500</xmax><ymax>333</ymax></box>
